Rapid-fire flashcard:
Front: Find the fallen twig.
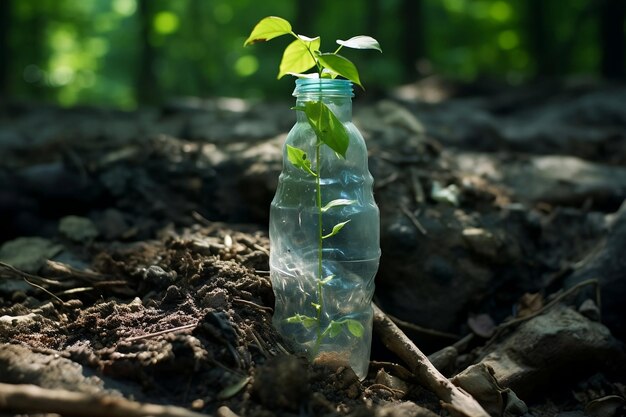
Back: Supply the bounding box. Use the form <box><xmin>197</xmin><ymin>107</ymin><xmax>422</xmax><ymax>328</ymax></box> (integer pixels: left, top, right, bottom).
<box><xmin>400</xmin><ymin>204</ymin><xmax>428</xmax><ymax>235</ymax></box>
<box><xmin>0</xmin><ymin>383</ymin><xmax>209</xmax><ymax>417</ymax></box>
<box><xmin>372</xmin><ymin>303</ymin><xmax>489</xmax><ymax>417</ymax></box>
<box><xmin>233</xmin><ymin>297</ymin><xmax>273</xmax><ymax>313</ymax></box>
<box><xmin>386</xmin><ymin>310</ymin><xmax>458</xmax><ymax>341</ymax></box>
<box><xmin>486</xmin><ymin>278</ymin><xmax>600</xmax><ymax>346</ymax></box>
<box><xmin>125</xmin><ymin>323</ymin><xmax>198</xmax><ymax>342</ymax></box>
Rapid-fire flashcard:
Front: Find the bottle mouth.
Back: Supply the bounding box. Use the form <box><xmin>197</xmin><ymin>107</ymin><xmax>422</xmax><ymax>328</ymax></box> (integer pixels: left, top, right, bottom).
<box><xmin>293</xmin><ymin>78</ymin><xmax>354</xmax><ymax>97</ymax></box>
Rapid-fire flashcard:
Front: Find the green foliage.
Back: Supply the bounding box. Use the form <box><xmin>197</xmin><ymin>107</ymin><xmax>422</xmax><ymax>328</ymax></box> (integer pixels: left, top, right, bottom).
<box><xmin>278</xmin><ymin>36</ymin><xmax>321</xmax><ymax>79</ymax></box>
<box><xmin>336</xmin><ymin>36</ymin><xmax>382</xmax><ymax>52</ymax></box>
<box><xmin>316</xmin><ymin>53</ymin><xmax>363</xmax><ymax>87</ymax></box>
<box><xmin>322</xmin><ymin>220</ymin><xmax>351</xmax><ymax>240</ymax></box>
<box><xmin>286</xmin><ymin>144</ymin><xmax>316</xmax><ymax>177</ymax></box>
<box><xmin>4</xmin><ymin>0</ymin><xmax>608</xmax><ymax>108</ymax></box>
<box><xmin>244</xmin><ymin>15</ymin><xmax>381</xmax><ymax>83</ymax></box>
<box><xmin>321</xmin><ymin>199</ymin><xmax>357</xmax><ymax>213</ymax></box>
<box><xmin>243</xmin><ymin>16</ymin><xmax>291</xmax><ymax>45</ymax></box>
<box><xmin>295</xmin><ymin>101</ymin><xmax>350</xmax><ymax>158</ymax></box>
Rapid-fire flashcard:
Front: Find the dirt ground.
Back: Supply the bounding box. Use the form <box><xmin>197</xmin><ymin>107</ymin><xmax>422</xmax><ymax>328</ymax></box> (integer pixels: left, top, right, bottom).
<box><xmin>1</xmin><ymin>81</ymin><xmax>625</xmax><ymax>417</ymax></box>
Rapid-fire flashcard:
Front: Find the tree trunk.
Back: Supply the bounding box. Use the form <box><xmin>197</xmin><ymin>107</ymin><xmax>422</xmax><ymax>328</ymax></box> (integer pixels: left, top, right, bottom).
<box><xmin>600</xmin><ymin>0</ymin><xmax>626</xmax><ymax>79</ymax></box>
<box><xmin>526</xmin><ymin>0</ymin><xmax>558</xmax><ymax>78</ymax></box>
<box><xmin>294</xmin><ymin>0</ymin><xmax>316</xmax><ymax>37</ymax></box>
<box><xmin>0</xmin><ymin>0</ymin><xmax>11</xmax><ymax>98</ymax></box>
<box><xmin>136</xmin><ymin>0</ymin><xmax>159</xmax><ymax>104</ymax></box>
<box><xmin>400</xmin><ymin>0</ymin><xmax>425</xmax><ymax>81</ymax></box>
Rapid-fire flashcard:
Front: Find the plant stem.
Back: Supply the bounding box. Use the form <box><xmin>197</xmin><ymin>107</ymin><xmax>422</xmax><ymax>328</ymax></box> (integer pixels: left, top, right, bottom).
<box><xmin>314</xmin><ymin>137</ymin><xmax>324</xmax><ymax>353</ymax></box>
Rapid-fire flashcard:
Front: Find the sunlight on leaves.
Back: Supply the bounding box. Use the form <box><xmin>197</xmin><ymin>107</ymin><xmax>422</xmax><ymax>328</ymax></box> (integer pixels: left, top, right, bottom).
<box><xmin>316</xmin><ymin>53</ymin><xmax>362</xmax><ymax>88</ymax></box>
<box><xmin>336</xmin><ymin>36</ymin><xmax>382</xmax><ymax>52</ymax></box>
<box><xmin>244</xmin><ymin>16</ymin><xmax>292</xmax><ymax>46</ymax></box>
<box><xmin>278</xmin><ymin>36</ymin><xmax>320</xmax><ymax>79</ymax></box>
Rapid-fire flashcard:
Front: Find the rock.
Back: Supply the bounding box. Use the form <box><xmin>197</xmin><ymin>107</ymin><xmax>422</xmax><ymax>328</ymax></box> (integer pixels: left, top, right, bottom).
<box><xmin>0</xmin><ymin>344</ymin><xmax>114</xmax><ymax>395</ymax></box>
<box><xmin>452</xmin><ymin>363</ymin><xmax>528</xmax><ymax>417</ymax></box>
<box><xmin>251</xmin><ymin>355</ymin><xmax>309</xmax><ymax>411</ymax></box>
<box><xmin>0</xmin><ymin>237</ymin><xmax>63</xmax><ymax>273</ymax></box>
<box><xmin>141</xmin><ymin>265</ymin><xmax>177</xmax><ymax>288</ymax></box>
<box><xmin>462</xmin><ymin>227</ymin><xmax>501</xmax><ymax>260</ymax></box>
<box><xmin>59</xmin><ymin>215</ymin><xmax>99</xmax><ymax>243</ymax></box>
<box><xmin>474</xmin><ymin>305</ymin><xmax>624</xmax><ymax>399</ymax></box>
<box><xmin>565</xmin><ymin>202</ymin><xmax>626</xmax><ymax>337</ymax></box>
<box><xmin>96</xmin><ymin>209</ymin><xmax>129</xmax><ymax>240</ymax></box>
<box><xmin>455</xmin><ymin>152</ymin><xmax>626</xmax><ymax>209</ymax></box>
<box><xmin>374</xmin><ymin>401</ymin><xmax>440</xmax><ymax>417</ymax></box>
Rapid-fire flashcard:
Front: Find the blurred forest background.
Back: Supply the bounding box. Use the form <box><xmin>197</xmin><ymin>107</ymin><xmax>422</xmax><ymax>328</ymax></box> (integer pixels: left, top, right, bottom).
<box><xmin>0</xmin><ymin>0</ymin><xmax>624</xmax><ymax>109</ymax></box>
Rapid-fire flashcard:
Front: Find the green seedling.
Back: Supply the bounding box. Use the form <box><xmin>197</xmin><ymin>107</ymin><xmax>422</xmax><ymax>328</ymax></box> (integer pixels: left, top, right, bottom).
<box><xmin>245</xmin><ymin>16</ymin><xmax>381</xmax><ymax>353</ymax></box>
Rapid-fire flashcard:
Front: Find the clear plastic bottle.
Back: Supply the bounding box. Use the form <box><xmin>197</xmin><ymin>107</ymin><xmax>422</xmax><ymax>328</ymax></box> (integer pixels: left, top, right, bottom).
<box><xmin>269</xmin><ymin>79</ymin><xmax>380</xmax><ymax>379</ymax></box>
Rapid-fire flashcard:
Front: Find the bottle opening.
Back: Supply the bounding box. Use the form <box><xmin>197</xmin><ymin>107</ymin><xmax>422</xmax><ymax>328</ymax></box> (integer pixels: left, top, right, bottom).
<box><xmin>293</xmin><ymin>78</ymin><xmax>354</xmax><ymax>97</ymax></box>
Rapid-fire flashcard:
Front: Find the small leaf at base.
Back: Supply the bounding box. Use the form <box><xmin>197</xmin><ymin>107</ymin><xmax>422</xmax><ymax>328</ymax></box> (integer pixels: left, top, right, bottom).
<box><xmin>345</xmin><ymin>319</ymin><xmax>364</xmax><ymax>337</ymax></box>
<box><xmin>286</xmin><ymin>144</ymin><xmax>317</xmax><ymax>177</ymax></box>
<box><xmin>321</xmin><ymin>199</ymin><xmax>356</xmax><ymax>213</ymax></box>
<box><xmin>322</xmin><ymin>220</ymin><xmax>350</xmax><ymax>239</ymax></box>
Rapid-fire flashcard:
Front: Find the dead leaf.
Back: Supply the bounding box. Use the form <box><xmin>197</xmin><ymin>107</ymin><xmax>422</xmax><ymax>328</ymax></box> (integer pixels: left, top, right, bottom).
<box><xmin>515</xmin><ymin>293</ymin><xmax>543</xmax><ymax>318</ymax></box>
<box><xmin>468</xmin><ymin>314</ymin><xmax>496</xmax><ymax>338</ymax></box>
<box><xmin>585</xmin><ymin>395</ymin><xmax>625</xmax><ymax>417</ymax></box>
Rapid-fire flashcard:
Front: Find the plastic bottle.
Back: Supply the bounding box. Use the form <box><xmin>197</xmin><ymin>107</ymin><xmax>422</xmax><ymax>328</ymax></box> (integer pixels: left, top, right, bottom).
<box><xmin>269</xmin><ymin>79</ymin><xmax>380</xmax><ymax>379</ymax></box>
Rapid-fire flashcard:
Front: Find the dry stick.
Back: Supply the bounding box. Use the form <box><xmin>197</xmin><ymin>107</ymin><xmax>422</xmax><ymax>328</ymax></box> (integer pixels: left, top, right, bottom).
<box><xmin>487</xmin><ymin>278</ymin><xmax>600</xmax><ymax>344</ymax></box>
<box><xmin>0</xmin><ymin>383</ymin><xmax>209</xmax><ymax>417</ymax></box>
<box><xmin>399</xmin><ymin>204</ymin><xmax>427</xmax><ymax>236</ymax></box>
<box><xmin>232</xmin><ymin>297</ymin><xmax>274</xmax><ymax>313</ymax></box>
<box><xmin>386</xmin><ymin>310</ymin><xmax>458</xmax><ymax>341</ymax></box>
<box><xmin>125</xmin><ymin>323</ymin><xmax>198</xmax><ymax>342</ymax></box>
<box><xmin>372</xmin><ymin>303</ymin><xmax>490</xmax><ymax>417</ymax></box>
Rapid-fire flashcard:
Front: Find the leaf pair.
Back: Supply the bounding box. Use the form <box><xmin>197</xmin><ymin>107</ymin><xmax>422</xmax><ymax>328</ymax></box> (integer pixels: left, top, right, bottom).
<box><xmin>324</xmin><ymin>319</ymin><xmax>364</xmax><ymax>338</ymax></box>
<box><xmin>244</xmin><ymin>16</ymin><xmax>382</xmax><ymax>88</ymax></box>
<box><xmin>286</xmin><ymin>313</ymin><xmax>317</xmax><ymax>329</ymax></box>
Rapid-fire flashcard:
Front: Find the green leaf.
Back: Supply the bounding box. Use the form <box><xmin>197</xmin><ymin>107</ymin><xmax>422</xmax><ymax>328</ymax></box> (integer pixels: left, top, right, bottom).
<box><xmin>302</xmin><ymin>317</ymin><xmax>318</xmax><ymax>328</ymax></box>
<box><xmin>328</xmin><ymin>321</ymin><xmax>343</xmax><ymax>338</ymax></box>
<box><xmin>286</xmin><ymin>314</ymin><xmax>317</xmax><ymax>329</ymax></box>
<box><xmin>320</xmin><ymin>274</ymin><xmax>335</xmax><ymax>284</ymax></box>
<box><xmin>322</xmin><ymin>220</ymin><xmax>350</xmax><ymax>239</ymax></box>
<box><xmin>345</xmin><ymin>319</ymin><xmax>364</xmax><ymax>337</ymax></box>
<box><xmin>286</xmin><ymin>144</ymin><xmax>317</xmax><ymax>177</ymax></box>
<box><xmin>316</xmin><ymin>53</ymin><xmax>362</xmax><ymax>88</ymax></box>
<box><xmin>244</xmin><ymin>16</ymin><xmax>292</xmax><ymax>46</ymax></box>
<box><xmin>300</xmin><ymin>101</ymin><xmax>350</xmax><ymax>158</ymax></box>
<box><xmin>321</xmin><ymin>199</ymin><xmax>356</xmax><ymax>213</ymax></box>
<box><xmin>278</xmin><ymin>36</ymin><xmax>320</xmax><ymax>79</ymax></box>
<box><xmin>336</xmin><ymin>36</ymin><xmax>382</xmax><ymax>52</ymax></box>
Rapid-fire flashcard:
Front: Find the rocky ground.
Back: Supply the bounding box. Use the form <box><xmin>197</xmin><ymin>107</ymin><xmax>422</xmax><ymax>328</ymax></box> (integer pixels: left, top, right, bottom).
<box><xmin>0</xmin><ymin>80</ymin><xmax>625</xmax><ymax>417</ymax></box>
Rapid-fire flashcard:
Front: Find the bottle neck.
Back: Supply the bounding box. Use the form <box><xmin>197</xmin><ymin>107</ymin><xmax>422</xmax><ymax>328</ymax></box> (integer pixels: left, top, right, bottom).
<box><xmin>295</xmin><ymin>95</ymin><xmax>352</xmax><ymax>122</ymax></box>
<box><xmin>293</xmin><ymin>79</ymin><xmax>354</xmax><ymax>123</ymax></box>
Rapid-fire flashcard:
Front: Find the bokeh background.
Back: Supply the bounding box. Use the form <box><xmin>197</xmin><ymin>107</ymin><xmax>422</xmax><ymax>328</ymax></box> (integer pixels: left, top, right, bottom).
<box><xmin>1</xmin><ymin>0</ymin><xmax>624</xmax><ymax>109</ymax></box>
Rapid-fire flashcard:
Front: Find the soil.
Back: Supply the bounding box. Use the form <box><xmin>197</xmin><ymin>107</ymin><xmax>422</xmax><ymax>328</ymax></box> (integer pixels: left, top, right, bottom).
<box><xmin>0</xmin><ymin>81</ymin><xmax>625</xmax><ymax>417</ymax></box>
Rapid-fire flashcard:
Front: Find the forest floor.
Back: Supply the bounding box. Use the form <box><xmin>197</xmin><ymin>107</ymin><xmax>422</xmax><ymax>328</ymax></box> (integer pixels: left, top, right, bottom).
<box><xmin>0</xmin><ymin>79</ymin><xmax>625</xmax><ymax>417</ymax></box>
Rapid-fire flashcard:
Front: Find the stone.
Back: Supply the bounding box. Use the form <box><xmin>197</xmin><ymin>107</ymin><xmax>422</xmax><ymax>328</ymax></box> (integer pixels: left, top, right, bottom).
<box><xmin>0</xmin><ymin>237</ymin><xmax>63</xmax><ymax>273</ymax></box>
<box><xmin>59</xmin><ymin>215</ymin><xmax>99</xmax><ymax>243</ymax></box>
<box><xmin>474</xmin><ymin>305</ymin><xmax>624</xmax><ymax>399</ymax></box>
